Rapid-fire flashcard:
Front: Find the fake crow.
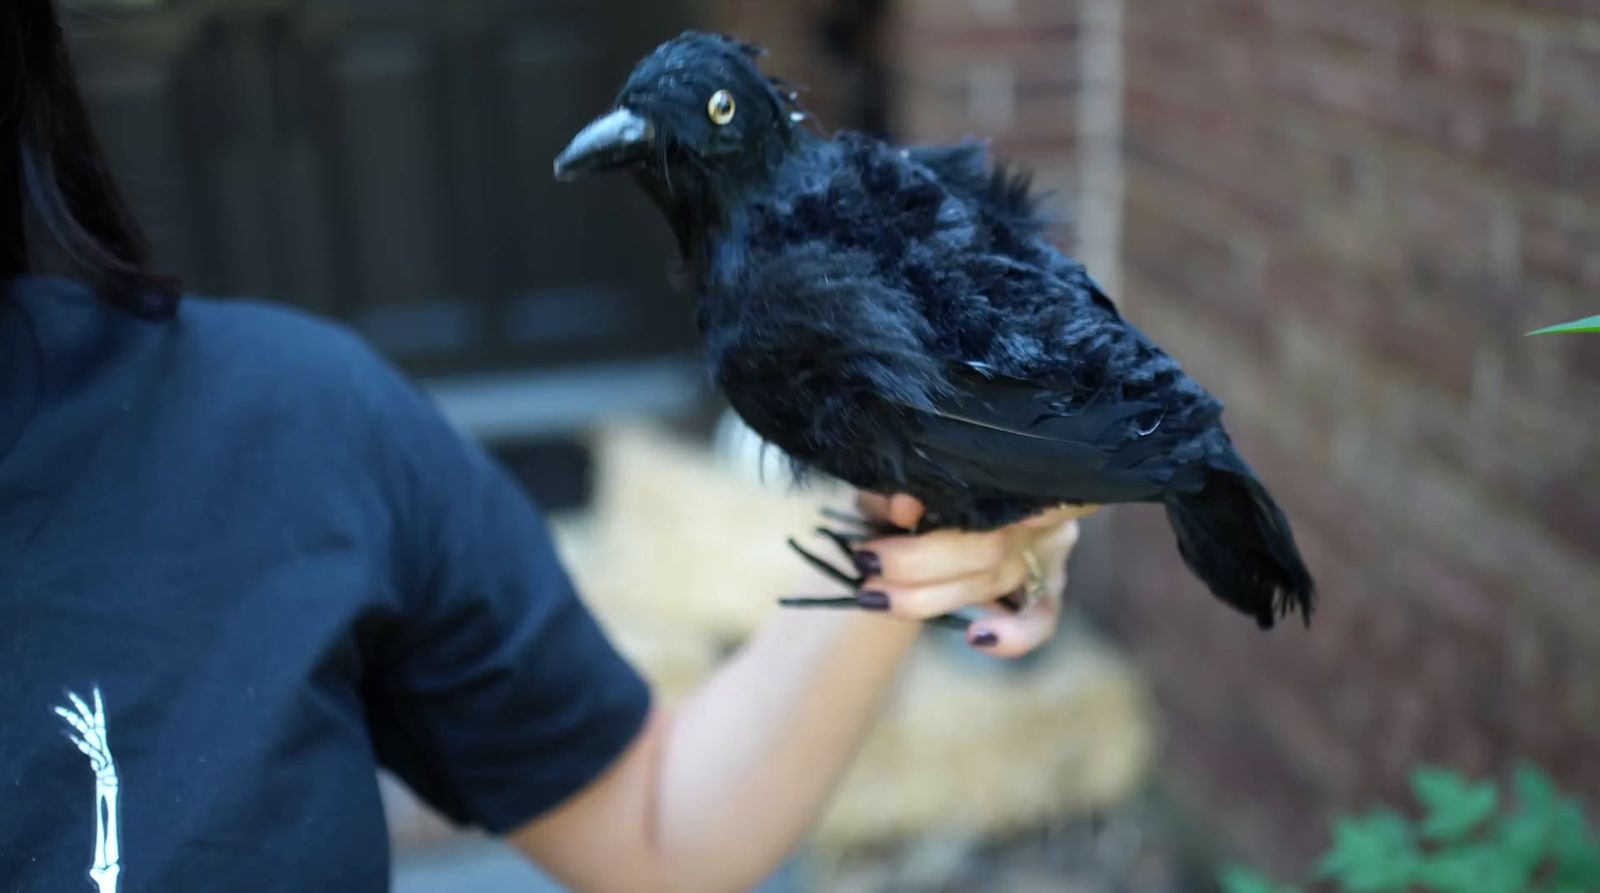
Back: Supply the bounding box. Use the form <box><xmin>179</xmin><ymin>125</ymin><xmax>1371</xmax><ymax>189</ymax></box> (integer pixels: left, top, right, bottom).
<box><xmin>553</xmin><ymin>31</ymin><xmax>1314</xmax><ymax>630</ymax></box>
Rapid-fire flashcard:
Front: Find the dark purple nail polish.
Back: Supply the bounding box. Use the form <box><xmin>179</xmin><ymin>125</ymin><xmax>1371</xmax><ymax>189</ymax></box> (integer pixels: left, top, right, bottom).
<box><xmin>853</xmin><ymin>550</ymin><xmax>882</xmax><ymax>577</ymax></box>
<box><xmin>856</xmin><ymin>590</ymin><xmax>890</xmax><ymax>612</ymax></box>
<box><xmin>970</xmin><ymin>630</ymin><xmax>999</xmax><ymax>648</ymax></box>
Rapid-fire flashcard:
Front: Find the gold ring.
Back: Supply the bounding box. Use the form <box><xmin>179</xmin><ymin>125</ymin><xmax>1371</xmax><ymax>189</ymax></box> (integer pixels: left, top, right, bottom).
<box><xmin>1021</xmin><ymin>547</ymin><xmax>1050</xmax><ymax>608</ymax></box>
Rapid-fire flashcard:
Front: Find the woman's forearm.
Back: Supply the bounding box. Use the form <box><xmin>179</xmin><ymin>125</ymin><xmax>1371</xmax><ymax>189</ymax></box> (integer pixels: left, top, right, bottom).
<box><xmin>510</xmin><ymin>501</ymin><xmax>1082</xmax><ymax>893</ymax></box>
<box><xmin>507</xmin><ymin>608</ymin><xmax>921</xmax><ymax>893</ymax></box>
<box><xmin>652</xmin><ymin>609</ymin><xmax>922</xmax><ymax>892</ymax></box>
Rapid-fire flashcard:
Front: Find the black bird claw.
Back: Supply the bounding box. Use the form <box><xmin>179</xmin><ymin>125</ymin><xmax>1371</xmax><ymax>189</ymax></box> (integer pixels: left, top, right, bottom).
<box><xmin>814</xmin><ymin>525</ymin><xmax>867</xmax><ymax>563</ymax></box>
<box><xmin>777</xmin><ymin>595</ymin><xmax>862</xmax><ymax>610</ymax></box>
<box><xmin>784</xmin><ymin>505</ymin><xmax>878</xmax><ymax>590</ymax></box>
<box><xmin>777</xmin><ymin>594</ymin><xmax>973</xmax><ymax>633</ymax></box>
<box><xmin>786</xmin><ymin>535</ymin><xmax>863</xmax><ymax>589</ymax></box>
<box><xmin>776</xmin><ymin>506</ymin><xmax>972</xmax><ymax>632</ymax></box>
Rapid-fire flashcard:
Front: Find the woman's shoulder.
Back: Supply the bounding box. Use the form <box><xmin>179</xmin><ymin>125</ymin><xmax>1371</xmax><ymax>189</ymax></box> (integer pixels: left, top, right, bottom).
<box><xmin>9</xmin><ymin>277</ymin><xmax>389</xmax><ymax>390</ymax></box>
<box><xmin>170</xmin><ymin>292</ymin><xmax>431</xmax><ymax>418</ymax></box>
<box><xmin>176</xmin><ymin>293</ymin><xmax>385</xmax><ymax>378</ymax></box>
<box><xmin>10</xmin><ymin>276</ymin><xmax>440</xmax><ymax>447</ymax></box>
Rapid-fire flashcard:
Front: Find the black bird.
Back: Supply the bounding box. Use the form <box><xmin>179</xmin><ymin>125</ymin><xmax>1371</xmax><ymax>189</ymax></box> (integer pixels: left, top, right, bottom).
<box><xmin>554</xmin><ymin>31</ymin><xmax>1314</xmax><ymax>630</ymax></box>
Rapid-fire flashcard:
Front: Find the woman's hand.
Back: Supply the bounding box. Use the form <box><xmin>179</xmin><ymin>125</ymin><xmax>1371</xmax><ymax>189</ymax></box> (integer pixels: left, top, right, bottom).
<box><xmin>851</xmin><ymin>493</ymin><xmax>1097</xmax><ymax>657</ymax></box>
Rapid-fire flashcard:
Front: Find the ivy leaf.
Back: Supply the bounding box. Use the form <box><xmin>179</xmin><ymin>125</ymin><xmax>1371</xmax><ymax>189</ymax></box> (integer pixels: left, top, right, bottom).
<box><xmin>1514</xmin><ymin>764</ymin><xmax>1559</xmax><ymax>816</ymax></box>
<box><xmin>1415</xmin><ymin>844</ymin><xmax>1537</xmax><ymax>893</ymax></box>
<box><xmin>1496</xmin><ymin>809</ymin><xmax>1555</xmax><ymax>876</ymax></box>
<box><xmin>1412</xmin><ymin>768</ymin><xmax>1499</xmax><ymax>842</ymax></box>
<box><xmin>1217</xmin><ymin>867</ymin><xmax>1301</xmax><ymax>893</ymax></box>
<box><xmin>1527</xmin><ymin>313</ymin><xmax>1600</xmax><ymax>335</ymax></box>
<box><xmin>1317</xmin><ymin>810</ymin><xmax>1419</xmax><ymax>892</ymax></box>
<box><xmin>1547</xmin><ymin>800</ymin><xmax>1600</xmax><ymax>889</ymax></box>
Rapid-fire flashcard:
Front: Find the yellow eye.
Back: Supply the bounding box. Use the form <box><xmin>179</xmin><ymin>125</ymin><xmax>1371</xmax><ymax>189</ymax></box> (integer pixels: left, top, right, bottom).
<box><xmin>707</xmin><ymin>89</ymin><xmax>736</xmax><ymax>126</ymax></box>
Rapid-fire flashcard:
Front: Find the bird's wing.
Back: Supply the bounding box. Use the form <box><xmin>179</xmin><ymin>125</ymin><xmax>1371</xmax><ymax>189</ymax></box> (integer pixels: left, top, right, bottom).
<box><xmin>900</xmin><ymin>361</ymin><xmax>1212</xmax><ymax>504</ymax></box>
<box><xmin>709</xmin><ymin>230</ymin><xmax>1200</xmax><ymax>509</ymax></box>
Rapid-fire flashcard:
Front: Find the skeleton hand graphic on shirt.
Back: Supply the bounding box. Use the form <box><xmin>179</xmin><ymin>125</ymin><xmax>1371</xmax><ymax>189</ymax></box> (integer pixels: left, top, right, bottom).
<box><xmin>55</xmin><ymin>687</ymin><xmax>121</xmax><ymax>893</ymax></box>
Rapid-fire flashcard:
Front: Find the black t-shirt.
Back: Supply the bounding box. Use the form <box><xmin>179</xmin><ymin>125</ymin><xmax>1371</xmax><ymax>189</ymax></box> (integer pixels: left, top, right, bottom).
<box><xmin>0</xmin><ymin>277</ymin><xmax>652</xmax><ymax>892</ymax></box>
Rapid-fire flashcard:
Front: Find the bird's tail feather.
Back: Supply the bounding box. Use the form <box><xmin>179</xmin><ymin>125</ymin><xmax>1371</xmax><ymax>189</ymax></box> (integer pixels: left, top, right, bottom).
<box><xmin>1162</xmin><ymin>462</ymin><xmax>1314</xmax><ymax>629</ymax></box>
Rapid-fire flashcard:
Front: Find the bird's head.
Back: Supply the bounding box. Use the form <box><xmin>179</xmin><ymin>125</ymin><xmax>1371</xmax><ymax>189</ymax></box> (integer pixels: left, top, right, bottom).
<box><xmin>553</xmin><ymin>32</ymin><xmax>807</xmax><ymax>246</ymax></box>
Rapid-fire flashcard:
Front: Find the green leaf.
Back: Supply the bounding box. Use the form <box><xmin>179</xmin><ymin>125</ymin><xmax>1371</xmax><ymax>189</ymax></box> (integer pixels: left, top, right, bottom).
<box><xmin>1412</xmin><ymin>767</ymin><xmax>1499</xmax><ymax>842</ymax></box>
<box><xmin>1527</xmin><ymin>313</ymin><xmax>1600</xmax><ymax>335</ymax></box>
<box><xmin>1299</xmin><ymin>762</ymin><xmax>1597</xmax><ymax>893</ymax></box>
<box><xmin>1415</xmin><ymin>844</ymin><xmax>1537</xmax><ymax>893</ymax></box>
<box><xmin>1218</xmin><ymin>867</ymin><xmax>1302</xmax><ymax>893</ymax></box>
<box><xmin>1496</xmin><ymin>810</ymin><xmax>1555</xmax><ymax>875</ymax></box>
<box><xmin>1317</xmin><ymin>810</ymin><xmax>1419</xmax><ymax>892</ymax></box>
<box><xmin>1547</xmin><ymin>801</ymin><xmax>1600</xmax><ymax>889</ymax></box>
<box><xmin>1502</xmin><ymin>762</ymin><xmax>1600</xmax><ymax>891</ymax></box>
<box><xmin>1514</xmin><ymin>764</ymin><xmax>1560</xmax><ymax>814</ymax></box>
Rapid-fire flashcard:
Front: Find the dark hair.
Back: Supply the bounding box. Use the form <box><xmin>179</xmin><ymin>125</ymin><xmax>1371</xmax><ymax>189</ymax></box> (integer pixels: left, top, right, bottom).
<box><xmin>2</xmin><ymin>0</ymin><xmax>178</xmax><ymax>317</ymax></box>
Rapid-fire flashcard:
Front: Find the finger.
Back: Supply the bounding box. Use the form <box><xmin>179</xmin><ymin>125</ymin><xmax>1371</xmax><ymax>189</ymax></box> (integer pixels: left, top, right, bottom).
<box><xmin>860</xmin><ymin>525</ymin><xmax>1015</xmax><ymax>586</ymax></box>
<box><xmin>854</xmin><ymin>491</ymin><xmax>894</xmax><ymax>523</ymax></box>
<box><xmin>66</xmin><ymin>690</ymin><xmax>93</xmax><ymax>722</ymax></box>
<box><xmin>1030</xmin><ymin>518</ymin><xmax>1082</xmax><ymax>569</ymax></box>
<box><xmin>64</xmin><ymin>733</ymin><xmax>98</xmax><ymax>760</ymax></box>
<box><xmin>967</xmin><ymin>594</ymin><xmax>1062</xmax><ymax>658</ymax></box>
<box><xmin>54</xmin><ymin>706</ymin><xmax>91</xmax><ymax>737</ymax></box>
<box><xmin>864</xmin><ymin>555</ymin><xmax>1029</xmax><ymax>620</ymax></box>
<box><xmin>886</xmin><ymin>494</ymin><xmax>925</xmax><ymax>530</ymax></box>
<box><xmin>1016</xmin><ymin>502</ymin><xmax>1101</xmax><ymax>530</ymax></box>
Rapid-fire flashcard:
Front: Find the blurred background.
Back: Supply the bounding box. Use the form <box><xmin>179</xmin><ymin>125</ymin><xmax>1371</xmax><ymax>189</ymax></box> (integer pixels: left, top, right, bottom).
<box><xmin>62</xmin><ymin>0</ymin><xmax>1599</xmax><ymax>890</ymax></box>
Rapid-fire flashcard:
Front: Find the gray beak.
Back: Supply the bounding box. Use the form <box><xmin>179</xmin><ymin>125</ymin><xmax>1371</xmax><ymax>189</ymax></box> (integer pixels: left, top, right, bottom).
<box><xmin>553</xmin><ymin>108</ymin><xmax>656</xmax><ymax>181</ymax></box>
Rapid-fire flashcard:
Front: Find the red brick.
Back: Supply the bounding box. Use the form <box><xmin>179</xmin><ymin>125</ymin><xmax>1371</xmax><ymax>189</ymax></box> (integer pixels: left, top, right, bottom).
<box><xmin>1398</xmin><ymin>16</ymin><xmax>1529</xmax><ymax>107</ymax></box>
<box><xmin>894</xmin><ymin>0</ymin><xmax>1079</xmax><ymax>32</ymax></box>
<box><xmin>894</xmin><ymin>21</ymin><xmax>1079</xmax><ymax>48</ymax></box>
<box><xmin>1567</xmin><ymin>334</ymin><xmax>1600</xmax><ymax>386</ymax></box>
<box><xmin>1483</xmin><ymin>121</ymin><xmax>1600</xmax><ymax>199</ymax></box>
<box><xmin>1120</xmin><ymin>101</ymin><xmax>1307</xmax><ymax>230</ymax></box>
<box><xmin>1378</xmin><ymin>378</ymin><xmax>1478</xmax><ymax>475</ymax></box>
<box><xmin>1126</xmin><ymin>12</ymin><xmax>1270</xmax><ymax>95</ymax></box>
<box><xmin>1262</xmin><ymin>252</ymin><xmax>1476</xmax><ymax>395</ymax></box>
<box><xmin>1484</xmin><ymin>0</ymin><xmax>1600</xmax><ymax>16</ymax></box>
<box><xmin>896</xmin><ymin>88</ymin><xmax>1078</xmax><ymax>146</ymax></box>
<box><xmin>1389</xmin><ymin>545</ymin><xmax>1512</xmax><ymax>641</ymax></box>
<box><xmin>1261</xmin><ymin>39</ymin><xmax>1396</xmax><ymax>119</ymax></box>
<box><xmin>890</xmin><ymin>16</ymin><xmax>1080</xmax><ymax>147</ymax></box>
<box><xmin>1268</xmin><ymin>0</ymin><xmax>1403</xmax><ymax>62</ymax></box>
<box><xmin>1542</xmin><ymin>41</ymin><xmax>1600</xmax><ymax>120</ymax></box>
<box><xmin>1122</xmin><ymin>136</ymin><xmax>1285</xmax><ymax>236</ymax></box>
<box><xmin>1537</xmin><ymin>476</ymin><xmax>1600</xmax><ymax>556</ymax></box>
<box><xmin>1248</xmin><ymin>38</ymin><xmax>1596</xmax><ymax>199</ymax></box>
<box><xmin>1384</xmin><ymin>162</ymin><xmax>1513</xmax><ymax>274</ymax></box>
<box><xmin>1174</xmin><ymin>0</ymin><xmax>1272</xmax><ymax>27</ymax></box>
<box><xmin>1122</xmin><ymin>200</ymin><xmax>1275</xmax><ymax>351</ymax></box>
<box><xmin>1522</xmin><ymin>209</ymin><xmax>1600</xmax><ymax>291</ymax></box>
<box><xmin>1121</xmin><ymin>75</ymin><xmax>1254</xmax><ymax>143</ymax></box>
<box><xmin>1474</xmin><ymin>385</ymin><xmax>1600</xmax><ymax>517</ymax></box>
<box><xmin>892</xmin><ymin>34</ymin><xmax>1078</xmax><ymax>87</ymax></box>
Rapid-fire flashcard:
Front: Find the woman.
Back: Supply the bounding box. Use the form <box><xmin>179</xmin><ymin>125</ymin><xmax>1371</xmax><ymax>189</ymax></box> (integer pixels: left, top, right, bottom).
<box><xmin>0</xmin><ymin>3</ymin><xmax>1089</xmax><ymax>891</ymax></box>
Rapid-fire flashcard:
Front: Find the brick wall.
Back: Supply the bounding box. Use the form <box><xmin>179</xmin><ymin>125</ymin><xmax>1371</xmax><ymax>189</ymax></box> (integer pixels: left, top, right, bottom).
<box><xmin>1100</xmin><ymin>0</ymin><xmax>1600</xmax><ymax>875</ymax></box>
<box><xmin>869</xmin><ymin>0</ymin><xmax>1600</xmax><ymax>877</ymax></box>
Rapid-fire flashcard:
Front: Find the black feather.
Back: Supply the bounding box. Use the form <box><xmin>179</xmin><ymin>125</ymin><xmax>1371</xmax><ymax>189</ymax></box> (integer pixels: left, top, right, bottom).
<box><xmin>562</xmin><ymin>32</ymin><xmax>1316</xmax><ymax>628</ymax></box>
